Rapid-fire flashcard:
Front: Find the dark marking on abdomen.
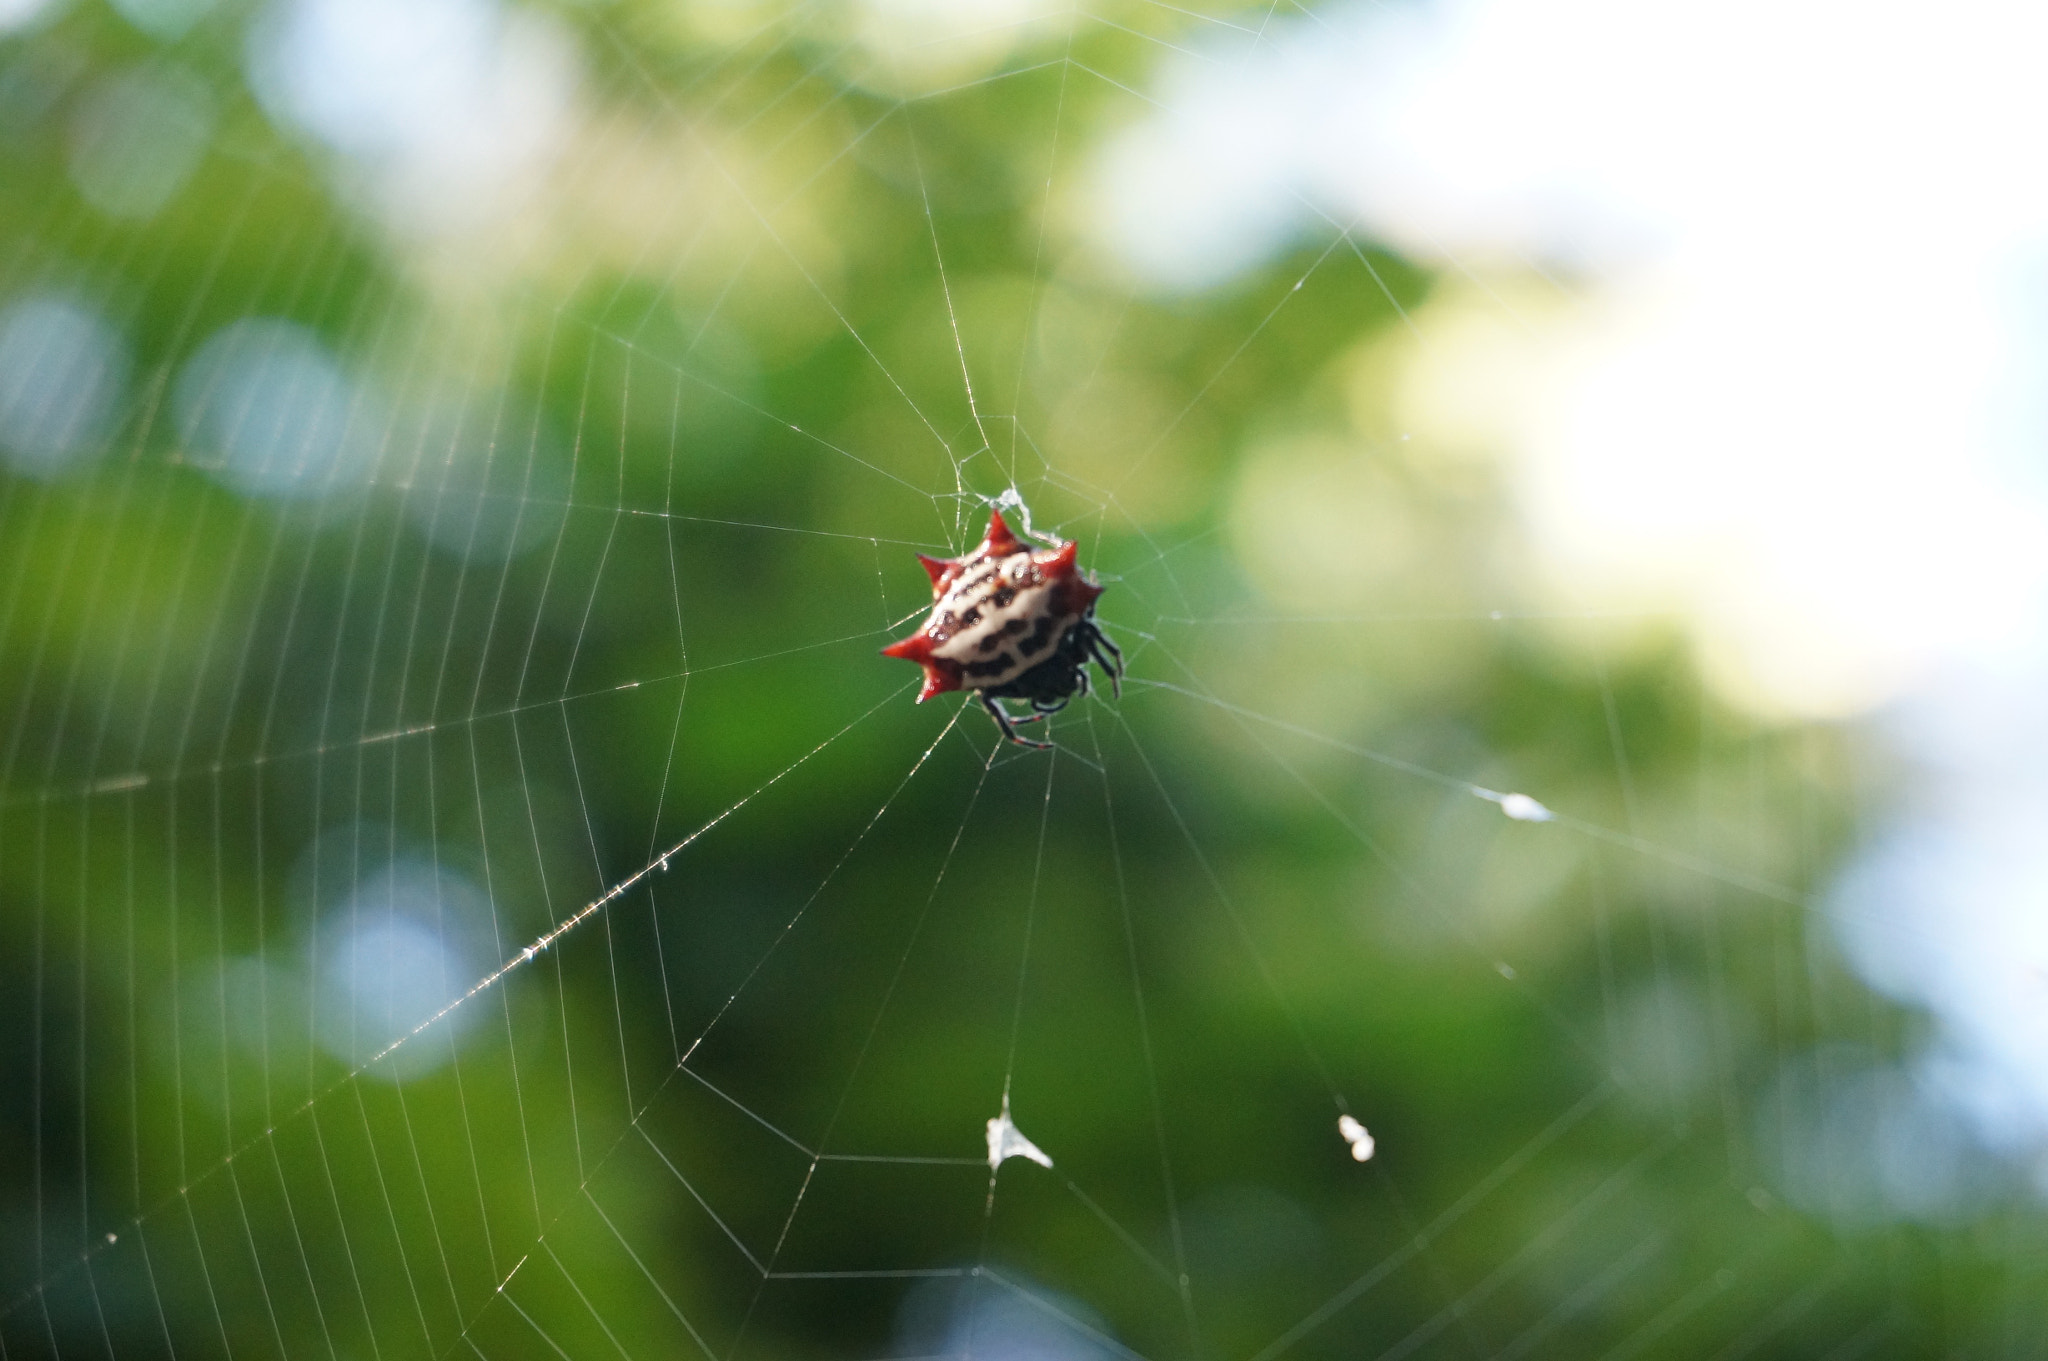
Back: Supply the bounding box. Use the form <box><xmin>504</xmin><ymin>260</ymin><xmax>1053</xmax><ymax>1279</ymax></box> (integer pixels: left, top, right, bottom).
<box><xmin>1017</xmin><ymin>613</ymin><xmax>1059</xmax><ymax>659</ymax></box>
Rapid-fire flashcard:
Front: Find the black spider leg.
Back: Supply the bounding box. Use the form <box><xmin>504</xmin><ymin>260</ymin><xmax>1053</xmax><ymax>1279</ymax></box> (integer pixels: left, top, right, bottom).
<box><xmin>1084</xmin><ymin>624</ymin><xmax>1124</xmax><ymax>697</ymax></box>
<box><xmin>979</xmin><ymin>691</ymin><xmax>1053</xmax><ymax>749</ymax></box>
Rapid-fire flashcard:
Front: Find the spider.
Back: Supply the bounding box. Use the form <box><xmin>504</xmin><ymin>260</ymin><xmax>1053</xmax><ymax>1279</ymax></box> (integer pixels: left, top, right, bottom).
<box><xmin>882</xmin><ymin>509</ymin><xmax>1122</xmax><ymax>748</ymax></box>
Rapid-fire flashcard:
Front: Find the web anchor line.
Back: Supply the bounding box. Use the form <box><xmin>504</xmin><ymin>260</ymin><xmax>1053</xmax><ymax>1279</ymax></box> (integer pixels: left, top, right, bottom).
<box><xmin>362</xmin><ymin>685</ymin><xmax>911</xmax><ymax>1071</ymax></box>
<box><xmin>0</xmin><ymin>682</ymin><xmax>914</xmax><ymax>1326</ymax></box>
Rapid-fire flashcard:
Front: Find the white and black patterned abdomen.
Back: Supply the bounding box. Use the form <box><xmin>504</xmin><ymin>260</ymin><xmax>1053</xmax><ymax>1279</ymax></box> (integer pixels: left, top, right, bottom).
<box><xmin>926</xmin><ymin>550</ymin><xmax>1076</xmax><ymax>691</ymax></box>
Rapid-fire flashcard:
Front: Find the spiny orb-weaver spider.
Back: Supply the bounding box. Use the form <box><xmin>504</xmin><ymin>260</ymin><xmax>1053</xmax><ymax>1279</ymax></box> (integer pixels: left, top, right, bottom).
<box><xmin>882</xmin><ymin>509</ymin><xmax>1122</xmax><ymax>748</ymax></box>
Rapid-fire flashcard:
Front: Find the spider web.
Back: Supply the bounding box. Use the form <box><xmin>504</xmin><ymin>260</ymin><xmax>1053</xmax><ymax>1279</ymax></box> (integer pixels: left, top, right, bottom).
<box><xmin>1</xmin><ymin>2</ymin><xmax>2037</xmax><ymax>1358</ymax></box>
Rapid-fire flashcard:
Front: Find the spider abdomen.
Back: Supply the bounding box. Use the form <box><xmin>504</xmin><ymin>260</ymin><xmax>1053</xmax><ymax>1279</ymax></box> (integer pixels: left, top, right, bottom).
<box><xmin>928</xmin><ymin>551</ymin><xmax>1071</xmax><ymax>689</ymax></box>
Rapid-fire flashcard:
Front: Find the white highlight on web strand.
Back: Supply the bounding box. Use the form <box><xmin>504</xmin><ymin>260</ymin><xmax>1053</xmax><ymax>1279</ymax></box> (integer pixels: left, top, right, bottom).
<box><xmin>1337</xmin><ymin>1114</ymin><xmax>1376</xmax><ymax>1163</ymax></box>
<box><xmin>987</xmin><ymin>1101</ymin><xmax>1054</xmax><ymax>1171</ymax></box>
<box><xmin>1474</xmin><ymin>787</ymin><xmax>1556</xmax><ymax>822</ymax></box>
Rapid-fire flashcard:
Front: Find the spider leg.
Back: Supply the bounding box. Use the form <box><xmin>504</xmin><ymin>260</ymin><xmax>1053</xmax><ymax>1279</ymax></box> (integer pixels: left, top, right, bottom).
<box><xmin>979</xmin><ymin>692</ymin><xmax>1052</xmax><ymax>749</ymax></box>
<box><xmin>1086</xmin><ymin>628</ymin><xmax>1124</xmax><ymax>698</ymax></box>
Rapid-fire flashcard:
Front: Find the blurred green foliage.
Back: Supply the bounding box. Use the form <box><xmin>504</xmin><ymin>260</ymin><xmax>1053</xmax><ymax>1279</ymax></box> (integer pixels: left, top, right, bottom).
<box><xmin>0</xmin><ymin>2</ymin><xmax>2025</xmax><ymax>1359</ymax></box>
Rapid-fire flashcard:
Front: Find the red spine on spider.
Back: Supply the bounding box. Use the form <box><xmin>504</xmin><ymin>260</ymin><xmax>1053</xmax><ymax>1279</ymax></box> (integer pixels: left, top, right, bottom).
<box><xmin>881</xmin><ymin>509</ymin><xmax>1122</xmax><ymax>748</ymax></box>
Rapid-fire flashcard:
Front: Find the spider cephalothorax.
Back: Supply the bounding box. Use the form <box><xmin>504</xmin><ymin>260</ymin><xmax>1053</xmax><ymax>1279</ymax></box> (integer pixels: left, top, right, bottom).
<box><xmin>882</xmin><ymin>509</ymin><xmax>1122</xmax><ymax>746</ymax></box>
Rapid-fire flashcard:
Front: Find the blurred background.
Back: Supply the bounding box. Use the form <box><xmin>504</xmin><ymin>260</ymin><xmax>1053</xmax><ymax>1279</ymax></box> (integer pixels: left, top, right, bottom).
<box><xmin>4</xmin><ymin>0</ymin><xmax>2048</xmax><ymax>1356</ymax></box>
